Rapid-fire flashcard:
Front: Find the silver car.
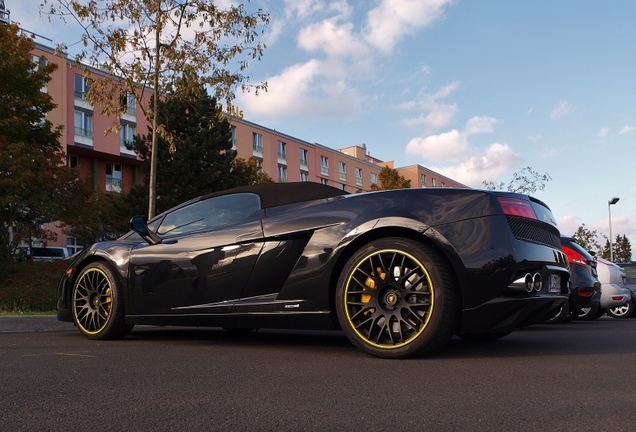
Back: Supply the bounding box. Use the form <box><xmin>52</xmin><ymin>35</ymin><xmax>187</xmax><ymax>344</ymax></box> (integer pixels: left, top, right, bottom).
<box><xmin>597</xmin><ymin>258</ymin><xmax>632</xmax><ymax>318</ymax></box>
<box><xmin>577</xmin><ymin>257</ymin><xmax>631</xmax><ymax>319</ymax></box>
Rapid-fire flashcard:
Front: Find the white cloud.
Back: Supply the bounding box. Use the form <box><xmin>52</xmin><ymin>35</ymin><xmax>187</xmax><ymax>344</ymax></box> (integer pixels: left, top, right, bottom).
<box><xmin>399</xmin><ymin>81</ymin><xmax>460</xmax><ymax>128</ymax></box>
<box><xmin>406</xmin><ymin>130</ymin><xmax>466</xmax><ymax>160</ymax></box>
<box><xmin>298</xmin><ymin>20</ymin><xmax>369</xmax><ymax>59</ymax></box>
<box><xmin>431</xmin><ymin>143</ymin><xmax>522</xmax><ymax>187</ymax></box>
<box><xmin>365</xmin><ymin>0</ymin><xmax>453</xmax><ymax>52</ymax></box>
<box><xmin>403</xmin><ymin>104</ymin><xmax>458</xmax><ymax>128</ymax></box>
<box><xmin>598</xmin><ymin>127</ymin><xmax>611</xmax><ymax>137</ymax></box>
<box><xmin>237</xmin><ymin>60</ymin><xmax>360</xmax><ymax>119</ymax></box>
<box><xmin>551</xmin><ymin>100</ymin><xmax>575</xmax><ymax>119</ymax></box>
<box><xmin>405</xmin><ymin>115</ymin><xmax>500</xmax><ymax>161</ymax></box>
<box><xmin>619</xmin><ymin>125</ymin><xmax>636</xmax><ymax>135</ymax></box>
<box><xmin>465</xmin><ymin>116</ymin><xmax>498</xmax><ymax>135</ymax></box>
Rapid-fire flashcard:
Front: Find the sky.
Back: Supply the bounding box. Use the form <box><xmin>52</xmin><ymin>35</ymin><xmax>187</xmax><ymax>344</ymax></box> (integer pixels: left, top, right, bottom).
<box><xmin>7</xmin><ymin>0</ymin><xmax>636</xmax><ymax>249</ymax></box>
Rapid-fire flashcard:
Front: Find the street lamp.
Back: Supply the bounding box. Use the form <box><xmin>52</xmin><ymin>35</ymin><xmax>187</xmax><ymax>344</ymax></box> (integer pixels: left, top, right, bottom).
<box><xmin>608</xmin><ymin>197</ymin><xmax>620</xmax><ymax>262</ymax></box>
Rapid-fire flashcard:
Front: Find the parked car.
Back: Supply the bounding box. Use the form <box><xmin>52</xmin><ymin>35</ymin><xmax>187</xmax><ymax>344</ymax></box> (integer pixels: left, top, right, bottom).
<box><xmin>577</xmin><ymin>256</ymin><xmax>631</xmax><ymax>320</ymax></box>
<box><xmin>595</xmin><ymin>258</ymin><xmax>634</xmax><ymax>318</ymax></box>
<box><xmin>544</xmin><ymin>236</ymin><xmax>601</xmax><ymax>323</ymax></box>
<box><xmin>19</xmin><ymin>246</ymin><xmax>71</xmax><ymax>261</ymax></box>
<box><xmin>56</xmin><ymin>183</ymin><xmax>569</xmax><ymax>358</ymax></box>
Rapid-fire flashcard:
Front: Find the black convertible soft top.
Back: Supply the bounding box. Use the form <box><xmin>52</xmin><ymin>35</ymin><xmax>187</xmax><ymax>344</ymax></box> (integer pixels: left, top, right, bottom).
<box><xmin>200</xmin><ymin>182</ymin><xmax>349</xmax><ymax>210</ymax></box>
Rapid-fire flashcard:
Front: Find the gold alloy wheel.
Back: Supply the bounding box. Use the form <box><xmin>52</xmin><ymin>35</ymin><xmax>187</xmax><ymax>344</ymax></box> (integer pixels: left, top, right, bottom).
<box><xmin>73</xmin><ymin>267</ymin><xmax>114</xmax><ymax>335</ymax></box>
<box><xmin>343</xmin><ymin>249</ymin><xmax>434</xmax><ymax>350</ymax></box>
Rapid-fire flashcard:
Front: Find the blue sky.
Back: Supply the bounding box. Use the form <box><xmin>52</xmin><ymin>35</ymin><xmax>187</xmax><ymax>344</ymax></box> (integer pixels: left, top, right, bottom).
<box><xmin>9</xmin><ymin>0</ymin><xmax>636</xmax><ymax>249</ymax></box>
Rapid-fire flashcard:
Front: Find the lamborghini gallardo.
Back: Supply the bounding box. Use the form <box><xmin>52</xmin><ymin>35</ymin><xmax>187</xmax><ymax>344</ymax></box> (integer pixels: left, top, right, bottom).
<box><xmin>57</xmin><ymin>182</ymin><xmax>569</xmax><ymax>358</ymax></box>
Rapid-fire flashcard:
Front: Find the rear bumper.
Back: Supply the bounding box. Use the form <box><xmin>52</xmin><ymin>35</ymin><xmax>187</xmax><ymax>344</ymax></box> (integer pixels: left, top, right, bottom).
<box><xmin>600</xmin><ymin>284</ymin><xmax>631</xmax><ymax>309</ymax></box>
<box><xmin>460</xmin><ymin>294</ymin><xmax>568</xmax><ymax>335</ymax></box>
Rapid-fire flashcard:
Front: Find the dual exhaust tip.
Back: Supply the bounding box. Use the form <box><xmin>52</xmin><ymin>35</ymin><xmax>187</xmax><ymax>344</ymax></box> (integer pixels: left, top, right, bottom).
<box><xmin>524</xmin><ymin>273</ymin><xmax>542</xmax><ymax>292</ymax></box>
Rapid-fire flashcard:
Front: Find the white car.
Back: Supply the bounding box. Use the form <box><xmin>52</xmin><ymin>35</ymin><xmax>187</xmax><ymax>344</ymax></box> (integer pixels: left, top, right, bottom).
<box><xmin>577</xmin><ymin>257</ymin><xmax>631</xmax><ymax>319</ymax></box>
<box><xmin>596</xmin><ymin>257</ymin><xmax>632</xmax><ymax>316</ymax></box>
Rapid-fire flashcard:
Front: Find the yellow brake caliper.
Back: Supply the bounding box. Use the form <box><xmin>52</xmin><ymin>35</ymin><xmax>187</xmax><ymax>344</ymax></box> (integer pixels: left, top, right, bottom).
<box><xmin>362</xmin><ymin>267</ymin><xmax>385</xmax><ymax>316</ymax></box>
<box><xmin>103</xmin><ymin>287</ymin><xmax>112</xmax><ymax>317</ymax></box>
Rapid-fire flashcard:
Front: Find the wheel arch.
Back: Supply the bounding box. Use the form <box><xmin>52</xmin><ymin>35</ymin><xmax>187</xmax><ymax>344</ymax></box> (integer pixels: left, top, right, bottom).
<box><xmin>327</xmin><ymin>223</ymin><xmax>464</xmax><ymax>328</ymax></box>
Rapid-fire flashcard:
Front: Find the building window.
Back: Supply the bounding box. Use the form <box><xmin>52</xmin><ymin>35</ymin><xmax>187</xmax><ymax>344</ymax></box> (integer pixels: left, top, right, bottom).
<box><xmin>441</xmin><ymin>181</ymin><xmax>446</xmax><ymax>188</ymax></box>
<box><xmin>320</xmin><ymin>155</ymin><xmax>329</xmax><ymax>175</ymax></box>
<box><xmin>230</xmin><ymin>126</ymin><xmax>237</xmax><ymax>150</ymax></box>
<box><xmin>320</xmin><ymin>178</ymin><xmax>328</xmax><ymax>185</ymax></box>
<box><xmin>300</xmin><ymin>149</ymin><xmax>308</xmax><ymax>167</ymax></box>
<box><xmin>120</xmin><ymin>93</ymin><xmax>136</xmax><ymax>115</ymax></box>
<box><xmin>66</xmin><ymin>237</ymin><xmax>83</xmax><ymax>255</ymax></box>
<box><xmin>106</xmin><ymin>163</ymin><xmax>122</xmax><ymax>193</ymax></box>
<box><xmin>371</xmin><ymin>172</ymin><xmax>378</xmax><ymax>185</ymax></box>
<box><xmin>431</xmin><ymin>178</ymin><xmax>437</xmax><ymax>187</ymax></box>
<box><xmin>32</xmin><ymin>56</ymin><xmax>48</xmax><ymax>92</ymax></box>
<box><xmin>355</xmin><ymin>167</ymin><xmax>363</xmax><ymax>186</ymax></box>
<box><xmin>421</xmin><ymin>174</ymin><xmax>426</xmax><ymax>187</ymax></box>
<box><xmin>338</xmin><ymin>162</ymin><xmax>346</xmax><ymax>181</ymax></box>
<box><xmin>255</xmin><ymin>157</ymin><xmax>263</xmax><ymax>174</ymax></box>
<box><xmin>300</xmin><ymin>171</ymin><xmax>309</xmax><ymax>182</ymax></box>
<box><xmin>278</xmin><ymin>164</ymin><xmax>287</xmax><ymax>182</ymax></box>
<box><xmin>74</xmin><ymin>110</ymin><xmax>93</xmax><ymax>138</ymax></box>
<box><xmin>277</xmin><ymin>141</ymin><xmax>287</xmax><ymax>160</ymax></box>
<box><xmin>339</xmin><ymin>183</ymin><xmax>346</xmax><ymax>191</ymax></box>
<box><xmin>74</xmin><ymin>74</ymin><xmax>90</xmax><ymax>100</ymax></box>
<box><xmin>252</xmin><ymin>133</ymin><xmax>263</xmax><ymax>153</ymax></box>
<box><xmin>120</xmin><ymin>124</ymin><xmax>135</xmax><ymax>147</ymax></box>
<box><xmin>68</xmin><ymin>155</ymin><xmax>79</xmax><ymax>168</ymax></box>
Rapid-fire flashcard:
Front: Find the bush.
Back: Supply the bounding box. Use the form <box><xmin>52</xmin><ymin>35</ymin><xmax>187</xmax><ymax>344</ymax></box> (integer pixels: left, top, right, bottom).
<box><xmin>0</xmin><ymin>260</ymin><xmax>67</xmax><ymax>314</ymax></box>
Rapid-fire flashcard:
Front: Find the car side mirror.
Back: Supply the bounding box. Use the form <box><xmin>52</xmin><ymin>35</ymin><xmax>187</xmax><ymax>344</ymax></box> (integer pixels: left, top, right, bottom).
<box><xmin>129</xmin><ymin>215</ymin><xmax>162</xmax><ymax>245</ymax></box>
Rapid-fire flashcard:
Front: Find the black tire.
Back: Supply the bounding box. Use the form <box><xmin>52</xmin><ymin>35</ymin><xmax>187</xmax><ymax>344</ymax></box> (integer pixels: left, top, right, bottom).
<box><xmin>542</xmin><ymin>300</ymin><xmax>571</xmax><ymax>324</ymax></box>
<box><xmin>576</xmin><ymin>306</ymin><xmax>598</xmax><ymax>321</ymax></box>
<box><xmin>591</xmin><ymin>307</ymin><xmax>606</xmax><ymax>320</ymax></box>
<box><xmin>72</xmin><ymin>262</ymin><xmax>128</xmax><ymax>340</ymax></box>
<box><xmin>335</xmin><ymin>238</ymin><xmax>460</xmax><ymax>359</ymax></box>
<box><xmin>607</xmin><ymin>301</ymin><xmax>635</xmax><ymax>319</ymax></box>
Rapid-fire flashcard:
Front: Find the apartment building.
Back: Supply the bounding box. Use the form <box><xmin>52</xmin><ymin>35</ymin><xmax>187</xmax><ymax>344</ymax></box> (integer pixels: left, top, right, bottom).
<box><xmin>26</xmin><ymin>35</ymin><xmax>150</xmax><ymax>252</ymax></box>
<box><xmin>11</xmin><ymin>16</ymin><xmax>464</xmax><ymax>251</ymax></box>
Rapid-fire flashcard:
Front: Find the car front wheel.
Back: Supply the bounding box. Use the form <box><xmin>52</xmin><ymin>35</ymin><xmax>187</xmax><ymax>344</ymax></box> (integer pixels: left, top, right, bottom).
<box><xmin>336</xmin><ymin>238</ymin><xmax>460</xmax><ymax>359</ymax></box>
<box><xmin>72</xmin><ymin>262</ymin><xmax>128</xmax><ymax>340</ymax></box>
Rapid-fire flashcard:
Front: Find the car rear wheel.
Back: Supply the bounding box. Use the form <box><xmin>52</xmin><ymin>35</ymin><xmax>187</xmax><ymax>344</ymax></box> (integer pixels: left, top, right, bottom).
<box><xmin>576</xmin><ymin>306</ymin><xmax>599</xmax><ymax>321</ymax></box>
<box><xmin>336</xmin><ymin>238</ymin><xmax>460</xmax><ymax>359</ymax></box>
<box><xmin>607</xmin><ymin>301</ymin><xmax>635</xmax><ymax>318</ymax></box>
<box><xmin>542</xmin><ymin>299</ymin><xmax>571</xmax><ymax>324</ymax></box>
<box><xmin>72</xmin><ymin>262</ymin><xmax>128</xmax><ymax>340</ymax></box>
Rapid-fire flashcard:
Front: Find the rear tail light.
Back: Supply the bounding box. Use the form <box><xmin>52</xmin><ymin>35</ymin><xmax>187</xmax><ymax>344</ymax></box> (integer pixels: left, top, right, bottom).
<box><xmin>562</xmin><ymin>244</ymin><xmax>588</xmax><ymax>267</ymax></box>
<box><xmin>576</xmin><ymin>289</ymin><xmax>594</xmax><ymax>298</ymax></box>
<box><xmin>497</xmin><ymin>197</ymin><xmax>537</xmax><ymax>219</ymax></box>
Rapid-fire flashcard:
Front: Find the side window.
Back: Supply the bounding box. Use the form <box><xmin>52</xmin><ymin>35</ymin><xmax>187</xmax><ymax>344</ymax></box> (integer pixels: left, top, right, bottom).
<box><xmin>157</xmin><ymin>193</ymin><xmax>261</xmax><ymax>237</ymax></box>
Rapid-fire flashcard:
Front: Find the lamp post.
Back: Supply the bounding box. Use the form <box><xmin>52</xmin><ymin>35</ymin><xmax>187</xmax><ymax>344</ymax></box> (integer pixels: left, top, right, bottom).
<box><xmin>608</xmin><ymin>197</ymin><xmax>620</xmax><ymax>262</ymax></box>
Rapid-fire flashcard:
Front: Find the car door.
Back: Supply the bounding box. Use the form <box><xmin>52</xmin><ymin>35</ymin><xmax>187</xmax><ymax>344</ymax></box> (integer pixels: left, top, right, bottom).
<box><xmin>127</xmin><ymin>193</ymin><xmax>264</xmax><ymax>315</ymax></box>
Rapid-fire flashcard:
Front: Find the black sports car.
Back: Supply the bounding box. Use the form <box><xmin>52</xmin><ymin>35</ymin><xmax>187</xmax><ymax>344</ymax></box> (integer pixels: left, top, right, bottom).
<box><xmin>57</xmin><ymin>182</ymin><xmax>569</xmax><ymax>358</ymax></box>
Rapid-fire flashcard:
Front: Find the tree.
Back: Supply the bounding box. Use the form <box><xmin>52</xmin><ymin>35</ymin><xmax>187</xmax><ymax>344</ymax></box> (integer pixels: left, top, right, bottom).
<box><xmin>370</xmin><ymin>166</ymin><xmax>411</xmax><ymax>190</ymax></box>
<box><xmin>0</xmin><ymin>23</ymin><xmax>86</xmax><ymax>257</ymax></box>
<box><xmin>0</xmin><ymin>22</ymin><xmax>63</xmax><ymax>149</ymax></box>
<box><xmin>0</xmin><ymin>140</ymin><xmax>92</xmax><ymax>256</ymax></box>
<box><xmin>232</xmin><ymin>157</ymin><xmax>274</xmax><ymax>186</ymax></box>
<box><xmin>44</xmin><ymin>0</ymin><xmax>270</xmax><ymax>218</ymax></box>
<box><xmin>572</xmin><ymin>224</ymin><xmax>602</xmax><ymax>253</ymax></box>
<box><xmin>56</xmin><ymin>183</ymin><xmax>130</xmax><ymax>247</ymax></box>
<box><xmin>124</xmin><ymin>80</ymin><xmax>268</xmax><ymax>215</ymax></box>
<box><xmin>598</xmin><ymin>235</ymin><xmax>632</xmax><ymax>263</ymax></box>
<box><xmin>483</xmin><ymin>166</ymin><xmax>552</xmax><ymax>195</ymax></box>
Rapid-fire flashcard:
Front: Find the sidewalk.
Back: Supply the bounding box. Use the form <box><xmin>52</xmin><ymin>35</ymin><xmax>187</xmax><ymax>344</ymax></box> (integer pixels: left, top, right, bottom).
<box><xmin>0</xmin><ymin>315</ymin><xmax>74</xmax><ymax>333</ymax></box>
